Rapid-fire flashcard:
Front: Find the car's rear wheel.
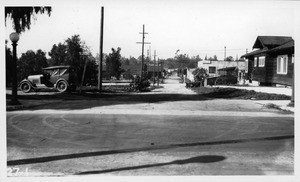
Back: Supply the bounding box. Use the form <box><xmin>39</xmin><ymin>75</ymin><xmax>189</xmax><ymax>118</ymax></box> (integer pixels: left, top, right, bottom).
<box><xmin>56</xmin><ymin>80</ymin><xmax>68</xmax><ymax>93</ymax></box>
<box><xmin>20</xmin><ymin>82</ymin><xmax>31</xmax><ymax>93</ymax></box>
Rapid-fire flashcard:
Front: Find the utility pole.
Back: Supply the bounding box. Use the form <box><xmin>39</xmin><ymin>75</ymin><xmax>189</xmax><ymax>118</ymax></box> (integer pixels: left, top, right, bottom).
<box><xmin>153</xmin><ymin>50</ymin><xmax>157</xmax><ymax>86</ymax></box>
<box><xmin>147</xmin><ymin>49</ymin><xmax>149</xmax><ymax>76</ymax></box>
<box><xmin>162</xmin><ymin>59</ymin><xmax>164</xmax><ymax>80</ymax></box>
<box><xmin>80</xmin><ymin>57</ymin><xmax>88</xmax><ymax>93</ymax></box>
<box><xmin>136</xmin><ymin>24</ymin><xmax>150</xmax><ymax>79</ymax></box>
<box><xmin>289</xmin><ymin>57</ymin><xmax>294</xmax><ymax>106</ymax></box>
<box><xmin>98</xmin><ymin>6</ymin><xmax>104</xmax><ymax>91</ymax></box>
<box><xmin>157</xmin><ymin>57</ymin><xmax>160</xmax><ymax>86</ymax></box>
<box><xmin>224</xmin><ymin>46</ymin><xmax>226</xmax><ymax>60</ymax></box>
<box><xmin>147</xmin><ymin>46</ymin><xmax>151</xmax><ymax>77</ymax></box>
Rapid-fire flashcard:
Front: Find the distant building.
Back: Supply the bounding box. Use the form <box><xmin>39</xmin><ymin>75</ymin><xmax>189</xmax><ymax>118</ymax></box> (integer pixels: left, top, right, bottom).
<box><xmin>147</xmin><ymin>63</ymin><xmax>164</xmax><ymax>78</ymax></box>
<box><xmin>121</xmin><ymin>64</ymin><xmax>141</xmax><ymax>80</ymax></box>
<box><xmin>241</xmin><ymin>36</ymin><xmax>294</xmax><ymax>86</ymax></box>
<box><xmin>197</xmin><ymin>59</ymin><xmax>246</xmax><ymax>78</ymax></box>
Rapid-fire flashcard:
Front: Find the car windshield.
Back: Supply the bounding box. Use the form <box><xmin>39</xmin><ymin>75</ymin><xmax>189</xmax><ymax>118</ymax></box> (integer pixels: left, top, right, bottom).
<box><xmin>44</xmin><ymin>69</ymin><xmax>53</xmax><ymax>75</ymax></box>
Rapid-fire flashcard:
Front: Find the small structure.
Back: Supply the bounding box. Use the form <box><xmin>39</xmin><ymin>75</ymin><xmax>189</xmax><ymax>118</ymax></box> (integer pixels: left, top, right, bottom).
<box><xmin>147</xmin><ymin>63</ymin><xmax>164</xmax><ymax>79</ymax></box>
<box><xmin>121</xmin><ymin>64</ymin><xmax>141</xmax><ymax>80</ymax></box>
<box><xmin>218</xmin><ymin>67</ymin><xmax>237</xmax><ymax>76</ymax></box>
<box><xmin>241</xmin><ymin>36</ymin><xmax>294</xmax><ymax>86</ymax></box>
<box><xmin>197</xmin><ymin>59</ymin><xmax>246</xmax><ymax>84</ymax></box>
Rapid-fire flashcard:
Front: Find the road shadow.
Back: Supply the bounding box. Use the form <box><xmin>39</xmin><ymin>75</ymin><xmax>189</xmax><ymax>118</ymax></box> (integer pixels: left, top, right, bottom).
<box><xmin>7</xmin><ymin>135</ymin><xmax>293</xmax><ymax>166</ymax></box>
<box><xmin>6</xmin><ymin>92</ymin><xmax>211</xmax><ymax>111</ymax></box>
<box><xmin>76</xmin><ymin>155</ymin><xmax>226</xmax><ymax>175</ymax></box>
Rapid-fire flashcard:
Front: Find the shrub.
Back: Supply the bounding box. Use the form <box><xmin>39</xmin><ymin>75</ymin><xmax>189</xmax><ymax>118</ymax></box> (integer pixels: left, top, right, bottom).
<box><xmin>130</xmin><ymin>76</ymin><xmax>150</xmax><ymax>91</ymax></box>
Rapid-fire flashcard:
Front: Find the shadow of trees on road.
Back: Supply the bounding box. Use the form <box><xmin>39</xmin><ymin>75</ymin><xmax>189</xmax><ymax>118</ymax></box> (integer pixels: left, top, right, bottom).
<box><xmin>76</xmin><ymin>155</ymin><xmax>226</xmax><ymax>175</ymax></box>
<box><xmin>6</xmin><ymin>92</ymin><xmax>210</xmax><ymax>111</ymax></box>
<box><xmin>7</xmin><ymin>135</ymin><xmax>293</xmax><ymax>166</ymax></box>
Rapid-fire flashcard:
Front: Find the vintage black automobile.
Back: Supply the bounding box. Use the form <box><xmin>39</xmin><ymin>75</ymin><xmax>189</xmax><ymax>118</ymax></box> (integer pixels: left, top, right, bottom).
<box><xmin>19</xmin><ymin>65</ymin><xmax>77</xmax><ymax>93</ymax></box>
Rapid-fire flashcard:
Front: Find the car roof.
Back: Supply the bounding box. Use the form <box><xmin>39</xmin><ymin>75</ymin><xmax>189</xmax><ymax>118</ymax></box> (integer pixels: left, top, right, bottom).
<box><xmin>42</xmin><ymin>65</ymin><xmax>70</xmax><ymax>70</ymax></box>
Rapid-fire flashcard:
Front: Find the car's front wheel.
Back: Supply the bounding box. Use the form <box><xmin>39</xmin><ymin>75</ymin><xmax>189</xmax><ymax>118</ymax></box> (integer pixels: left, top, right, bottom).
<box><xmin>20</xmin><ymin>82</ymin><xmax>31</xmax><ymax>93</ymax></box>
<box><xmin>56</xmin><ymin>80</ymin><xmax>68</xmax><ymax>93</ymax></box>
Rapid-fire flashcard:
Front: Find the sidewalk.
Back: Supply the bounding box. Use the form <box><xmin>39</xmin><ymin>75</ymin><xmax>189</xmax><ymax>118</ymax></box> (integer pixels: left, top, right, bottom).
<box><xmin>213</xmin><ymin>85</ymin><xmax>294</xmax><ymax>113</ymax></box>
<box><xmin>215</xmin><ymin>85</ymin><xmax>292</xmax><ymax>96</ymax></box>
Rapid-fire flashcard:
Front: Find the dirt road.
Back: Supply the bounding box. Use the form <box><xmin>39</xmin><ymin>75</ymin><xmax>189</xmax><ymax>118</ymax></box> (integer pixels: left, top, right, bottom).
<box><xmin>6</xmin><ymin>73</ymin><xmax>294</xmax><ymax>177</ymax></box>
<box><xmin>148</xmin><ymin>73</ymin><xmax>196</xmax><ymax>94</ymax></box>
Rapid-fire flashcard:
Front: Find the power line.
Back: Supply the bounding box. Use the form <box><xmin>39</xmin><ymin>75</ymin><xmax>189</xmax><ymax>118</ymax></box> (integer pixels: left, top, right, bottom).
<box><xmin>183</xmin><ymin>48</ymin><xmax>248</xmax><ymax>52</ymax></box>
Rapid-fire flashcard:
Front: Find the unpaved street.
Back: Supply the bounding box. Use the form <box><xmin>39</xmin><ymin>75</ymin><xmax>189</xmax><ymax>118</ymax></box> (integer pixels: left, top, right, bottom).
<box><xmin>6</xmin><ymin>73</ymin><xmax>294</xmax><ymax>176</ymax></box>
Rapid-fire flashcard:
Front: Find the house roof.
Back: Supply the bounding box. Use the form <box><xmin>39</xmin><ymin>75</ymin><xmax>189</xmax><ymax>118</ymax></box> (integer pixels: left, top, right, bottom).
<box><xmin>218</xmin><ymin>67</ymin><xmax>237</xmax><ymax>71</ymax></box>
<box><xmin>242</xmin><ymin>36</ymin><xmax>294</xmax><ymax>58</ymax></box>
<box><xmin>269</xmin><ymin>40</ymin><xmax>294</xmax><ymax>52</ymax></box>
<box><xmin>253</xmin><ymin>36</ymin><xmax>293</xmax><ymax>49</ymax></box>
<box><xmin>241</xmin><ymin>49</ymin><xmax>267</xmax><ymax>58</ymax></box>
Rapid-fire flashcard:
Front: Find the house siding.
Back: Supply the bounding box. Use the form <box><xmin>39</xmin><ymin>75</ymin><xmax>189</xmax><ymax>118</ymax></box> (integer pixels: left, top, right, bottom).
<box><xmin>269</xmin><ymin>54</ymin><xmax>293</xmax><ymax>86</ymax></box>
<box><xmin>242</xmin><ymin>36</ymin><xmax>294</xmax><ymax>86</ymax></box>
<box><xmin>252</xmin><ymin>53</ymin><xmax>267</xmax><ymax>84</ymax></box>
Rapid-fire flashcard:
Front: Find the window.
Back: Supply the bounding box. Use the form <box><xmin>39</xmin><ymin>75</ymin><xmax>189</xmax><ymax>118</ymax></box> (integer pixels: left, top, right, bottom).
<box><xmin>59</xmin><ymin>68</ymin><xmax>68</xmax><ymax>76</ymax></box>
<box><xmin>277</xmin><ymin>55</ymin><xmax>288</xmax><ymax>74</ymax></box>
<box><xmin>209</xmin><ymin>66</ymin><xmax>216</xmax><ymax>74</ymax></box>
<box><xmin>51</xmin><ymin>69</ymin><xmax>59</xmax><ymax>76</ymax></box>
<box><xmin>254</xmin><ymin>57</ymin><xmax>258</xmax><ymax>67</ymax></box>
<box><xmin>258</xmin><ymin>56</ymin><xmax>265</xmax><ymax>67</ymax></box>
<box><xmin>292</xmin><ymin>54</ymin><xmax>294</xmax><ymax>63</ymax></box>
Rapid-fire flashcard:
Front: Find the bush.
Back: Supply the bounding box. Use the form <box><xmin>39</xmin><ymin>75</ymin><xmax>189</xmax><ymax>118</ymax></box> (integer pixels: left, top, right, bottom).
<box><xmin>215</xmin><ymin>75</ymin><xmax>237</xmax><ymax>85</ymax></box>
<box><xmin>130</xmin><ymin>76</ymin><xmax>150</xmax><ymax>91</ymax></box>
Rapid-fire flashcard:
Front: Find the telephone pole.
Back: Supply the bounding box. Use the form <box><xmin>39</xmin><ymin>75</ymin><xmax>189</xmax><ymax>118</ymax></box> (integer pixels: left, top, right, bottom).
<box><xmin>136</xmin><ymin>24</ymin><xmax>150</xmax><ymax>79</ymax></box>
<box><xmin>157</xmin><ymin>57</ymin><xmax>160</xmax><ymax>86</ymax></box>
<box><xmin>98</xmin><ymin>6</ymin><xmax>104</xmax><ymax>91</ymax></box>
<box><xmin>153</xmin><ymin>50</ymin><xmax>157</xmax><ymax>86</ymax></box>
<box><xmin>147</xmin><ymin>46</ymin><xmax>151</xmax><ymax>76</ymax></box>
<box><xmin>224</xmin><ymin>46</ymin><xmax>226</xmax><ymax>60</ymax></box>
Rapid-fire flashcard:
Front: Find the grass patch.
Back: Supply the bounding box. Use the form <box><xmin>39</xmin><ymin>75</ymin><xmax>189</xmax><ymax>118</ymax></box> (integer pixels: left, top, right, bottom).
<box><xmin>191</xmin><ymin>87</ymin><xmax>291</xmax><ymax>100</ymax></box>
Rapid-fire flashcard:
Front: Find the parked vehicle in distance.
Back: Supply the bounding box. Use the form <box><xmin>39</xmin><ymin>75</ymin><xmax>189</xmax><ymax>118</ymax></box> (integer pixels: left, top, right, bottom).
<box><xmin>19</xmin><ymin>65</ymin><xmax>77</xmax><ymax>93</ymax></box>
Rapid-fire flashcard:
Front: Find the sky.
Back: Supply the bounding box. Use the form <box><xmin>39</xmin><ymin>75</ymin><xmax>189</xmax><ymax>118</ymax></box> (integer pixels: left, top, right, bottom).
<box><xmin>3</xmin><ymin>0</ymin><xmax>300</xmax><ymax>60</ymax></box>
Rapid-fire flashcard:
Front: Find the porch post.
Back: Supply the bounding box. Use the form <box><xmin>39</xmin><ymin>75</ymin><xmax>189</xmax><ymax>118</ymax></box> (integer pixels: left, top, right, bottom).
<box><xmin>288</xmin><ymin>60</ymin><xmax>294</xmax><ymax>107</ymax></box>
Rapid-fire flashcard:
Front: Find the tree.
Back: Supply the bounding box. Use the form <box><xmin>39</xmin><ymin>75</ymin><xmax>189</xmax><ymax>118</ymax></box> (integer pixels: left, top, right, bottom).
<box><xmin>225</xmin><ymin>56</ymin><xmax>234</xmax><ymax>61</ymax></box>
<box><xmin>105</xmin><ymin>47</ymin><xmax>124</xmax><ymax>79</ymax></box>
<box><xmin>82</xmin><ymin>53</ymin><xmax>98</xmax><ymax>85</ymax></box>
<box><xmin>128</xmin><ymin>56</ymin><xmax>138</xmax><ymax>65</ymax></box>
<box><xmin>5</xmin><ymin>7</ymin><xmax>51</xmax><ymax>33</ymax></box>
<box><xmin>213</xmin><ymin>55</ymin><xmax>218</xmax><ymax>61</ymax></box>
<box><xmin>192</xmin><ymin>67</ymin><xmax>209</xmax><ymax>86</ymax></box>
<box><xmin>17</xmin><ymin>50</ymin><xmax>48</xmax><ymax>81</ymax></box>
<box><xmin>48</xmin><ymin>35</ymin><xmax>98</xmax><ymax>85</ymax></box>
<box><xmin>48</xmin><ymin>43</ymin><xmax>67</xmax><ymax>66</ymax></box>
